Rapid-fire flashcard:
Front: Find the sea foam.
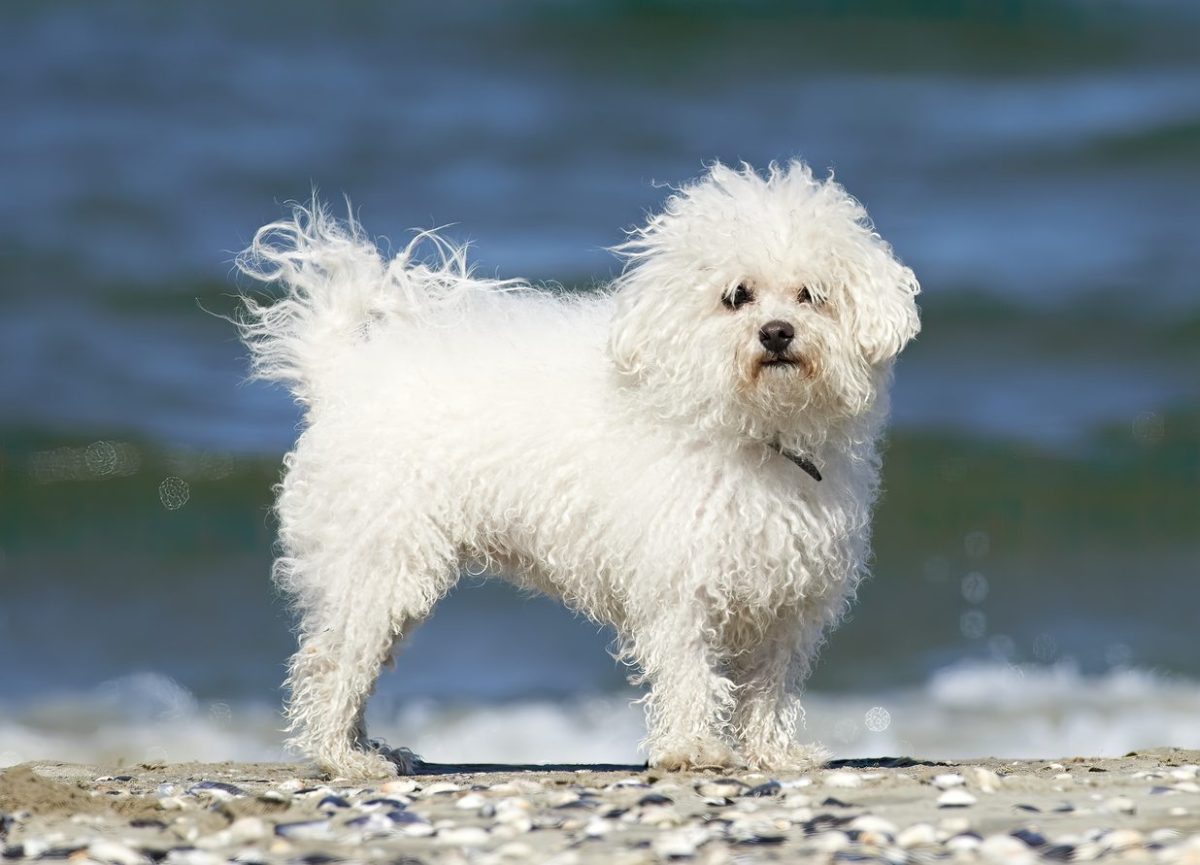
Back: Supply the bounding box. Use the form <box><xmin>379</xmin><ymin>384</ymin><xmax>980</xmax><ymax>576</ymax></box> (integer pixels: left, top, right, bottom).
<box><xmin>3</xmin><ymin>662</ymin><xmax>1198</xmax><ymax>768</ymax></box>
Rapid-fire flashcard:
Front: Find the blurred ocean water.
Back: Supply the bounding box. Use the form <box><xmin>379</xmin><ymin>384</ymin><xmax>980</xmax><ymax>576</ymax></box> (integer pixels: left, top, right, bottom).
<box><xmin>1</xmin><ymin>0</ymin><xmax>1197</xmax><ymax>765</ymax></box>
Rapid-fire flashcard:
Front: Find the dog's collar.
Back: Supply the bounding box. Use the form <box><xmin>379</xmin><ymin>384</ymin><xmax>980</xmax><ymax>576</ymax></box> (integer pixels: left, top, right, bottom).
<box><xmin>768</xmin><ymin>441</ymin><xmax>823</xmax><ymax>483</ymax></box>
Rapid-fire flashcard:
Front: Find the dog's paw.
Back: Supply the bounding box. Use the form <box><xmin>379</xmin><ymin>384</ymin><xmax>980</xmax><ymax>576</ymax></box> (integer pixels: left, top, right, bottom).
<box><xmin>323</xmin><ymin>749</ymin><xmax>403</xmax><ymax>780</ymax></box>
<box><xmin>650</xmin><ymin>740</ymin><xmax>743</xmax><ymax>773</ymax></box>
<box><xmin>743</xmin><ymin>742</ymin><xmax>830</xmax><ymax>773</ymax></box>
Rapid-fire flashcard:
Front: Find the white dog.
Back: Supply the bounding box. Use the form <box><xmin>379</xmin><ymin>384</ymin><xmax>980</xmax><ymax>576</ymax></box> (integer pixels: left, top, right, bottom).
<box><xmin>236</xmin><ymin>161</ymin><xmax>919</xmax><ymax>778</ymax></box>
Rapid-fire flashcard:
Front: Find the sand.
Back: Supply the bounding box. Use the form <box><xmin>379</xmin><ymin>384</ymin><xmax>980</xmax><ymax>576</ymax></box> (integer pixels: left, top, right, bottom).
<box><xmin>2</xmin><ymin>751</ymin><xmax>1199</xmax><ymax>862</ymax></box>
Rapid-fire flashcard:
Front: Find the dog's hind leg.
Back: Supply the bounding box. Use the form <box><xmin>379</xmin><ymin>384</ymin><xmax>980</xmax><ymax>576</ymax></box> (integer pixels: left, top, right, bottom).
<box><xmin>282</xmin><ymin>520</ymin><xmax>456</xmax><ymax>779</ymax></box>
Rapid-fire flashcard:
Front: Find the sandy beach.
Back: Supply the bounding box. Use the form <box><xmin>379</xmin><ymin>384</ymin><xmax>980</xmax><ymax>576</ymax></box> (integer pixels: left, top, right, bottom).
<box><xmin>2</xmin><ymin>750</ymin><xmax>1198</xmax><ymax>863</ymax></box>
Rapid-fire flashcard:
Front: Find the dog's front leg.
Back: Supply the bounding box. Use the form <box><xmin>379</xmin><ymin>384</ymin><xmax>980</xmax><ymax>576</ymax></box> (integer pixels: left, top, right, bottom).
<box><xmin>731</xmin><ymin>609</ymin><xmax>830</xmax><ymax>771</ymax></box>
<box><xmin>631</xmin><ymin>607</ymin><xmax>740</xmax><ymax>772</ymax></box>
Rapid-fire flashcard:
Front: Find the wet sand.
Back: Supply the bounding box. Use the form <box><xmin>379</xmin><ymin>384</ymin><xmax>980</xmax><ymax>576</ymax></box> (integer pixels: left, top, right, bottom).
<box><xmin>2</xmin><ymin>750</ymin><xmax>1199</xmax><ymax>863</ymax></box>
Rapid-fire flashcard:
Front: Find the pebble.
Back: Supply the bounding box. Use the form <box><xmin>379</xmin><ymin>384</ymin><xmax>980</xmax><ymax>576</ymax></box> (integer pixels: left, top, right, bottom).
<box><xmin>423</xmin><ymin>781</ymin><xmax>463</xmax><ymax>795</ymax></box>
<box><xmin>937</xmin><ymin>789</ymin><xmax>977</xmax><ymax>808</ymax></box>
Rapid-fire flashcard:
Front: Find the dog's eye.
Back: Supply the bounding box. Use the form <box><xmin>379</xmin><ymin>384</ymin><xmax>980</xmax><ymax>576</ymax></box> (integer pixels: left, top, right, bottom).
<box><xmin>797</xmin><ymin>286</ymin><xmax>814</xmax><ymax>305</ymax></box>
<box><xmin>723</xmin><ymin>284</ymin><xmax>754</xmax><ymax>310</ymax></box>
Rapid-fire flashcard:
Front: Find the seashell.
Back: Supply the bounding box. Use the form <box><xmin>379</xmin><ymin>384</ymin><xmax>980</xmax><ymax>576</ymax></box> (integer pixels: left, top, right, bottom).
<box><xmin>653</xmin><ymin>826</ymin><xmax>709</xmax><ymax>858</ymax></box>
<box><xmin>746</xmin><ymin>781</ymin><xmax>782</xmax><ymax>797</ymax></box>
<box><xmin>980</xmin><ymin>834</ymin><xmax>1036</xmax><ymax>863</ymax></box>
<box><xmin>86</xmin><ymin>840</ymin><xmax>145</xmax><ymax>865</ymax></box>
<box><xmin>945</xmin><ymin>833</ymin><xmax>982</xmax><ymax>853</ymax></box>
<box><xmin>932</xmin><ymin>773</ymin><xmax>964</xmax><ymax>789</ymax></box>
<box><xmin>937</xmin><ymin>789</ymin><xmax>977</xmax><ymax>808</ymax></box>
<box><xmin>637</xmin><ymin>793</ymin><xmax>674</xmax><ymax>807</ymax></box>
<box><xmin>1100</xmin><ymin>796</ymin><xmax>1136</xmax><ymax>815</ymax></box>
<box><xmin>1010</xmin><ymin>828</ymin><xmax>1046</xmax><ymax>847</ymax></box>
<box><xmin>226</xmin><ymin>817</ymin><xmax>269</xmax><ymax>843</ymax></box>
<box><xmin>695</xmin><ymin>778</ymin><xmax>746</xmax><ymax>798</ymax></box>
<box><xmin>455</xmin><ymin>792</ymin><xmax>488</xmax><ymax>810</ymax></box>
<box><xmin>359</xmin><ymin>796</ymin><xmax>409</xmax><ymax>810</ymax></box>
<box><xmin>1042</xmin><ymin>844</ymin><xmax>1076</xmax><ymax>861</ymax></box>
<box><xmin>970</xmin><ymin>767</ymin><xmax>1002</xmax><ymax>793</ymax></box>
<box><xmin>896</xmin><ymin>823</ymin><xmax>938</xmax><ymax>848</ymax></box>
<box><xmin>187</xmin><ymin>780</ymin><xmax>246</xmax><ymax>798</ymax></box>
<box><xmin>1101</xmin><ymin>829</ymin><xmax>1145</xmax><ymax>851</ymax></box>
<box><xmin>273</xmin><ymin>820</ymin><xmax>333</xmax><ymax>840</ymax></box>
<box><xmin>824</xmin><ymin>772</ymin><xmax>863</xmax><ymax>788</ymax></box>
<box><xmin>848</xmin><ymin>815</ymin><xmax>897</xmax><ymax>835</ymax></box>
<box><xmin>436</xmin><ymin>826</ymin><xmax>490</xmax><ymax>846</ymax></box>
<box><xmin>343</xmin><ymin>812</ymin><xmax>395</xmax><ymax>835</ymax></box>
<box><xmin>379</xmin><ymin>778</ymin><xmax>419</xmax><ymax>795</ymax></box>
<box><xmin>606</xmin><ymin>777</ymin><xmax>649</xmax><ymax>790</ymax></box>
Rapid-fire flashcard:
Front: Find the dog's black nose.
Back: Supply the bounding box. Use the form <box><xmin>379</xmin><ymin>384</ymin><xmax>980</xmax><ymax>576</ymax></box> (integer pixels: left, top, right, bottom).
<box><xmin>758</xmin><ymin>320</ymin><xmax>795</xmax><ymax>353</ymax></box>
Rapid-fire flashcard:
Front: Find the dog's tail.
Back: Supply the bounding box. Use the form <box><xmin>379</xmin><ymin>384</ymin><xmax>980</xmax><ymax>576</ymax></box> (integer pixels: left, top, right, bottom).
<box><xmin>235</xmin><ymin>198</ymin><xmax>523</xmax><ymax>408</ymax></box>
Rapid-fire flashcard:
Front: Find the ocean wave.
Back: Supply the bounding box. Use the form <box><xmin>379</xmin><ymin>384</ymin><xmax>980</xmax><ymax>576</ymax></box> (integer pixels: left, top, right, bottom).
<box><xmin>3</xmin><ymin>663</ymin><xmax>1198</xmax><ymax>769</ymax></box>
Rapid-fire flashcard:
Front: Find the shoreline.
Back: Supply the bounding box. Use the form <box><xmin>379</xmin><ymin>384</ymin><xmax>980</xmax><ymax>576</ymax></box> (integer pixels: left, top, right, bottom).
<box><xmin>2</xmin><ymin>751</ymin><xmax>1198</xmax><ymax>863</ymax></box>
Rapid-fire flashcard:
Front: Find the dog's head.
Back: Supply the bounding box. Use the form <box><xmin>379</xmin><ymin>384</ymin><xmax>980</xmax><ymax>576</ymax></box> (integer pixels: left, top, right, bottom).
<box><xmin>608</xmin><ymin>161</ymin><xmax>920</xmax><ymax>441</ymax></box>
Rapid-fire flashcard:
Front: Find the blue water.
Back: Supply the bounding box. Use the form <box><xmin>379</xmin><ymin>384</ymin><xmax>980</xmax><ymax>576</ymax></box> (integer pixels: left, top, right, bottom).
<box><xmin>1</xmin><ymin>1</ymin><xmax>1197</xmax><ymax>765</ymax></box>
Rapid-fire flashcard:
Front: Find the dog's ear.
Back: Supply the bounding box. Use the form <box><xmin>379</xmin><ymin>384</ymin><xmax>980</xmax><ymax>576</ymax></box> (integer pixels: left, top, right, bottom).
<box><xmin>849</xmin><ymin>252</ymin><xmax>920</xmax><ymax>366</ymax></box>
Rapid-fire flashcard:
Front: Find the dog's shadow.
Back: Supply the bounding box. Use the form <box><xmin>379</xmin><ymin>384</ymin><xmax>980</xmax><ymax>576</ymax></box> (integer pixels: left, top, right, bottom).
<box><xmin>408</xmin><ymin>755</ymin><xmax>945</xmax><ymax>777</ymax></box>
<box><xmin>411</xmin><ymin>760</ymin><xmax>646</xmax><ymax>776</ymax></box>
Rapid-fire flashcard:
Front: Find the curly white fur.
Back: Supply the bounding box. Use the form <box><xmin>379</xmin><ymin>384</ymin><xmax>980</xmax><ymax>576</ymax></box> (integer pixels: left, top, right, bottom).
<box><xmin>235</xmin><ymin>161</ymin><xmax>919</xmax><ymax>778</ymax></box>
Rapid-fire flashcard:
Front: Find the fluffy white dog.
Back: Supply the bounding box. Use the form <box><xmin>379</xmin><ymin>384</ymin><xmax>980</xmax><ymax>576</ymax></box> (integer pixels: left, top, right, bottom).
<box><xmin>236</xmin><ymin>161</ymin><xmax>920</xmax><ymax>779</ymax></box>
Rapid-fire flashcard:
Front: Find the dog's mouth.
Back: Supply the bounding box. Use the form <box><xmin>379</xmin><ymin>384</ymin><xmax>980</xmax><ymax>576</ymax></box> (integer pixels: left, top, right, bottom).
<box><xmin>759</xmin><ymin>354</ymin><xmax>801</xmax><ymax>369</ymax></box>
